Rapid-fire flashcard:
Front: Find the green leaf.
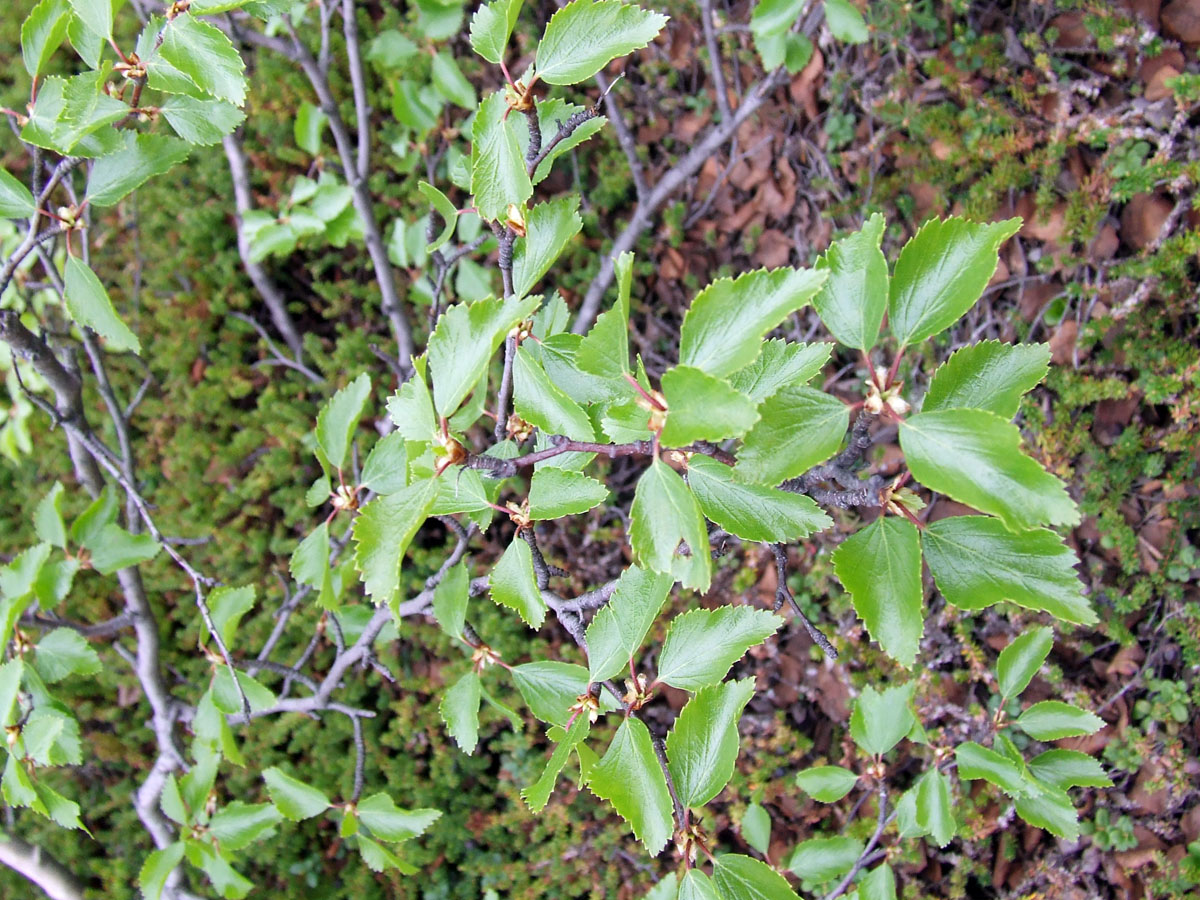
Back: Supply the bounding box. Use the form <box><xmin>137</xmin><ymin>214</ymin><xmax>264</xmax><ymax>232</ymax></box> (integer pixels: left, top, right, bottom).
<box><xmin>0</xmin><ymin>660</ymin><xmax>24</xmax><ymax>725</ymax></box>
<box><xmin>262</xmin><ymin>767</ymin><xmax>331</xmax><ymax>821</ymax></box>
<box><xmin>513</xmin><ymin>345</ymin><xmax>595</xmax><ymax>444</ymax></box>
<box><xmin>204</xmin><ymin>585</ymin><xmax>255</xmax><ymax>649</ymax></box>
<box><xmin>750</xmin><ymin>0</ymin><xmax>807</xmax><ymax>70</ymax></box>
<box><xmin>386</xmin><ymin>371</ymin><xmax>437</xmax><ymax>440</ymax></box>
<box><xmin>659</xmin><ymin>366</ymin><xmax>760</xmax><ymax>447</ymax></box>
<box><xmin>687</xmin><ymin>455</ymin><xmax>831</xmax><ymax>543</ymax></box>
<box><xmin>432</xmin><ymin>561</ymin><xmax>469</xmax><ymax>640</ymax></box>
<box><xmin>788</xmin><ymin>836</ymin><xmax>863</xmax><ymax>883</ymax></box>
<box><xmin>887</xmin><ymin>217</ymin><xmax>1021</xmax><ymax>346</ymax></box>
<box><xmin>139</xmin><ymin>842</ymin><xmax>185</xmax><ymax>900</ymax></box>
<box><xmin>290</xmin><ymin>522</ymin><xmax>336</xmax><ymax>609</ymax></box>
<box><xmin>714</xmin><ymin>853</ymin><xmax>801</xmax><ymax>900</ymax></box>
<box><xmin>431</xmin><ymin>50</ymin><xmax>476</xmax><ymax>109</ymax></box>
<box><xmin>1016</xmin><ymin>701</ymin><xmax>1104</xmax><ymax>741</ymax></box>
<box><xmin>529</xmin><ymin>468</ymin><xmax>609</xmax><ymax>519</ymax></box>
<box><xmin>87</xmin><ymin>524</ymin><xmax>160</xmax><ymax>574</ymax></box>
<box><xmin>656</xmin><ymin>606</ymin><xmax>782</xmax><ymax>691</ymax></box>
<box><xmin>440</xmin><ymin>671</ymin><xmax>482</xmax><ymax>754</ymax></box>
<box><xmin>211</xmin><ymin>666</ymin><xmax>275</xmax><ymax>714</ymax></box>
<box><xmin>67</xmin><ymin>0</ymin><xmax>111</xmax><ymax>39</ymax></box>
<box><xmin>858</xmin><ymin>865</ymin><xmax>897</xmax><ymax>900</ymax></box>
<box><xmin>65</xmin><ymin>12</ymin><xmax>103</xmax><ymax>69</ymax></box>
<box><xmin>352</xmin><ymin>477</ymin><xmax>438</xmax><ymax>604</ymax></box>
<box><xmin>523</xmin><ymin>98</ymin><xmax>608</xmax><ymax>183</ymax></box>
<box><xmin>427</xmin><ymin>293</ymin><xmax>538</xmax><ymax>416</ymax></box>
<box><xmin>360</xmin><ymin>432</ymin><xmax>408</xmax><ymax>494</ymax></box>
<box><xmin>921</xmin><ymin>516</ymin><xmax>1094</xmax><ymax>623</ymax></box>
<box><xmin>470</xmin><ymin>0</ymin><xmax>524</xmax><ymax>63</ymax></box>
<box><xmin>585</xmin><ymin>565</ymin><xmax>673</xmax><ymax>682</ymax></box>
<box><xmin>0</xmin><ymin>168</ymin><xmax>36</xmax><ymax>220</ymax></box>
<box><xmin>471</xmin><ymin>91</ymin><xmax>532</xmax><ymax>222</ymax></box>
<box><xmin>489</xmin><ymin>538</ymin><xmax>546</xmax><ymax>628</ymax></box>
<box><xmin>209</xmin><ymin>802</ymin><xmax>282</xmax><ymax>851</ymax></box>
<box><xmin>512</xmin><ymin>196</ymin><xmax>582</xmax><ymax>300</ymax></box>
<box><xmin>823</xmin><ymin>0</ymin><xmax>868</xmax><ymax>43</ymax></box>
<box><xmin>365</xmin><ymin>30</ymin><xmax>418</xmax><ymax>69</ymax></box>
<box><xmin>1014</xmin><ymin>782</ymin><xmax>1079</xmax><ymax>840</ymax></box>
<box><xmin>794</xmin><ymin>765</ymin><xmax>858</xmax><ymax>803</ymax></box>
<box><xmin>727</xmin><ymin>339</ymin><xmax>832</xmax><ymax>404</ymax></box>
<box><xmin>741</xmin><ymin>803</ymin><xmax>772</xmax><ymax>855</ymax></box>
<box><xmin>512</xmin><ymin>661</ymin><xmax>617</xmax><ymax>725</ymax></box>
<box><xmin>87</xmin><ymin>134</ymin><xmax>192</xmax><ymax>207</ymax></box>
<box><xmin>33</xmin><ymin>628</ymin><xmax>102</xmax><ymax>683</ymax></box>
<box><xmin>996</xmin><ymin>626</ymin><xmax>1053</xmax><ymax>699</ymax></box>
<box><xmin>63</xmin><ymin>256</ymin><xmax>141</xmax><ymax>353</ymax></box>
<box><xmin>923</xmin><ymin>341</ymin><xmax>1050</xmax><ymax>419</ymax></box>
<box><xmin>915</xmin><ymin>769</ymin><xmax>955</xmax><ymax>847</ymax></box>
<box><xmin>33</xmin><ymin>482</ymin><xmax>67</xmax><ymax>548</ymax></box>
<box><xmin>954</xmin><ymin>741</ymin><xmax>1027</xmax><ymax>795</ymax></box>
<box><xmin>158</xmin><ymin>14</ymin><xmax>247</xmax><ymax>106</ymax></box>
<box><xmin>900</xmin><ymin>410</ymin><xmax>1079</xmax><ymax>532</ymax></box>
<box><xmin>293</xmin><ymin>100</ymin><xmax>327</xmax><ymax>154</ymax></box>
<box><xmin>354</xmin><ymin>834</ymin><xmax>415</xmax><ymax>873</ymax></box>
<box><xmin>734</xmin><ymin>385</ymin><xmax>849</xmax><ymax>486</ymax></box>
<box><xmin>1027</xmin><ymin>750</ymin><xmax>1112</xmax><ymax>789</ymax></box>
<box><xmin>666</xmin><ymin>677</ymin><xmax>756</xmax><ymax>808</ymax></box>
<box><xmin>417</xmin><ymin>181</ymin><xmax>458</xmax><ymax>253</ymax></box>
<box><xmin>587</xmin><ymin>716</ymin><xmax>673</xmax><ymax>856</ymax></box>
<box><xmin>679</xmin><ymin>267</ymin><xmax>828</xmax><ymax>378</ymax></box>
<box><xmin>160</xmin><ymin>95</ymin><xmax>246</xmax><ymax>146</ymax></box>
<box><xmin>812</xmin><ymin>213</ymin><xmax>887</xmax><ymax>349</ymax></box>
<box><xmin>316</xmin><ymin>373</ymin><xmax>371</xmax><ymax>472</ymax></box>
<box><xmin>849</xmin><ymin>682</ymin><xmax>915</xmax><ymax>755</ymax></box>
<box><xmin>534</xmin><ymin>0</ymin><xmax>669</xmax><ymax>85</ymax></box>
<box><xmin>629</xmin><ymin>459</ymin><xmax>711</xmax><ymax>592</ymax></box>
<box><xmin>679</xmin><ymin>870</ymin><xmax>721</xmax><ymax>900</ymax></box>
<box><xmin>22</xmin><ymin>0</ymin><xmax>71</xmax><ymax>79</ymax></box>
<box><xmin>522</xmin><ymin>714</ymin><xmax>590</xmax><ymax>812</ymax></box>
<box><xmin>832</xmin><ymin>517</ymin><xmax>923</xmax><ymax>668</ymax></box>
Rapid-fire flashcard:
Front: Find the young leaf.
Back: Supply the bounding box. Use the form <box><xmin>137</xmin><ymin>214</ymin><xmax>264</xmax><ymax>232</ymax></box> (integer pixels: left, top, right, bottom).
<box><xmin>658</xmin><ymin>366</ymin><xmax>760</xmax><ymax>447</ymax></box>
<box><xmin>386</xmin><ymin>370</ymin><xmax>437</xmax><ymax>440</ymax></box>
<box><xmin>470</xmin><ymin>0</ymin><xmax>524</xmax><ymax>64</ymax></box>
<box><xmin>728</xmin><ymin>339</ymin><xmax>832</xmax><ymax>404</ymax></box>
<box><xmin>522</xmin><ymin>714</ymin><xmax>590</xmax><ymax>812</ymax></box>
<box><xmin>734</xmin><ymin>385</ymin><xmax>849</xmax><ymax>486</ymax></box>
<box><xmin>812</xmin><ymin>213</ymin><xmax>887</xmax><ymax>349</ymax></box>
<box><xmin>352</xmin><ymin>477</ymin><xmax>438</xmax><ymax>604</ymax></box>
<box><xmin>33</xmin><ymin>628</ymin><xmax>102</xmax><ymax>683</ymax></box>
<box><xmin>355</xmin><ymin>793</ymin><xmax>440</xmax><ymax>842</ymax></box>
<box><xmin>471</xmin><ymin>91</ymin><xmax>532</xmax><ymax>222</ymax></box>
<box><xmin>512</xmin><ymin>196</ymin><xmax>582</xmax><ymax>300</ymax></box>
<box><xmin>1027</xmin><ymin>750</ymin><xmax>1112</xmax><ymax>789</ymax></box>
<box><xmin>666</xmin><ymin>677</ymin><xmax>756</xmax><ymax>808</ymax></box>
<box><xmin>203</xmin><ymin>585</ymin><xmax>255</xmax><ymax>650</ymax></box>
<box><xmin>290</xmin><ymin>522</ymin><xmax>336</xmax><ymax>609</ymax></box>
<box><xmin>900</xmin><ymin>409</ymin><xmax>1080</xmax><ymax>532</ymax></box>
<box><xmin>686</xmin><ymin>455</ymin><xmax>831</xmax><ymax>543</ymax></box>
<box><xmin>849</xmin><ymin>683</ymin><xmax>916</xmax><ymax>756</ymax></box>
<box><xmin>741</xmin><ymin>803</ymin><xmax>772</xmax><ymax>855</ymax></box>
<box><xmin>489</xmin><ymin>537</ymin><xmax>546</xmax><ymax>628</ymax></box>
<box><xmin>86</xmin><ymin>524</ymin><xmax>160</xmax><ymax>574</ymax></box>
<box><xmin>788</xmin><ymin>836</ymin><xmax>864</xmax><ymax>883</ymax></box>
<box><xmin>585</xmin><ymin>566</ymin><xmax>673</xmax><ymax>682</ymax></box>
<box><xmin>824</xmin><ymin>0</ymin><xmax>869</xmax><ymax>43</ymax></box>
<box><xmin>858</xmin><ymin>864</ymin><xmax>897</xmax><ymax>900</ymax></box>
<box><xmin>262</xmin><ymin>767</ymin><xmax>331</xmax><ymax>821</ymax></box>
<box><xmin>915</xmin><ymin>769</ymin><xmax>956</xmax><ymax>847</ymax></box>
<box><xmin>511</xmin><ymin>661</ymin><xmax>614</xmax><ymax>725</ymax></box>
<box><xmin>63</xmin><ymin>257</ymin><xmax>141</xmax><ymax>353</ymax></box>
<box><xmin>714</xmin><ymin>853</ymin><xmax>801</xmax><ymax>900</ymax></box>
<box><xmin>432</xmin><ymin>561</ymin><xmax>469</xmax><ymax>640</ymax></box>
<box><xmin>575</xmin><ymin>251</ymin><xmax>633</xmax><ymax>382</ymax></box>
<box><xmin>832</xmin><ymin>517</ymin><xmax>923</xmax><ymax>667</ymax></box>
<box><xmin>529</xmin><ymin>468</ymin><xmax>609</xmax><ymax>519</ymax></box>
<box><xmin>794</xmin><ymin>765</ymin><xmax>858</xmax><ymax>803</ymax></box>
<box><xmin>923</xmin><ymin>341</ymin><xmax>1051</xmax><ymax>419</ymax></box>
<box><xmin>656</xmin><ymin>606</ymin><xmax>782</xmax><ymax>691</ymax></box>
<box><xmin>887</xmin><ymin>217</ymin><xmax>1021</xmax><ymax>346</ymax></box>
<box><xmin>629</xmin><ymin>459</ymin><xmax>711</xmax><ymax>592</ymax></box>
<box><xmin>679</xmin><ymin>267</ymin><xmax>828</xmax><ymax>378</ymax></box>
<box><xmin>86</xmin><ymin>134</ymin><xmax>192</xmax><ymax>207</ymax></box>
<box><xmin>587</xmin><ymin>716</ymin><xmax>673</xmax><ymax>856</ymax></box>
<box><xmin>158</xmin><ymin>14</ymin><xmax>247</xmax><ymax>105</ymax></box>
<box><xmin>921</xmin><ymin>516</ymin><xmax>1094</xmax><ymax>623</ymax></box>
<box><xmin>21</xmin><ymin>0</ymin><xmax>71</xmax><ymax>79</ymax></box>
<box><xmin>208</xmin><ymin>802</ymin><xmax>283</xmax><ymax>851</ymax></box>
<box><xmin>160</xmin><ymin>96</ymin><xmax>245</xmax><ymax>145</ymax></box>
<box><xmin>316</xmin><ymin>373</ymin><xmax>371</xmax><ymax>473</ymax></box>
<box><xmin>534</xmin><ymin>0</ymin><xmax>669</xmax><ymax>85</ymax></box>
<box><xmin>440</xmin><ymin>671</ymin><xmax>482</xmax><ymax>754</ymax></box>
<box><xmin>679</xmin><ymin>869</ymin><xmax>721</xmax><ymax>900</ymax></box>
<box><xmin>996</xmin><ymin>626</ymin><xmax>1054</xmax><ymax>699</ymax></box>
<box><xmin>1015</xmin><ymin>702</ymin><xmax>1104</xmax><ymax>741</ymax></box>
<box><xmin>0</xmin><ymin>168</ymin><xmax>37</xmax><ymax>219</ymax></box>
<box><xmin>139</xmin><ymin>842</ymin><xmax>186</xmax><ymax>900</ymax></box>
<box><xmin>33</xmin><ymin>482</ymin><xmax>67</xmax><ymax>548</ymax></box>
<box><xmin>418</xmin><ymin>181</ymin><xmax>458</xmax><ymax>252</ymax></box>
